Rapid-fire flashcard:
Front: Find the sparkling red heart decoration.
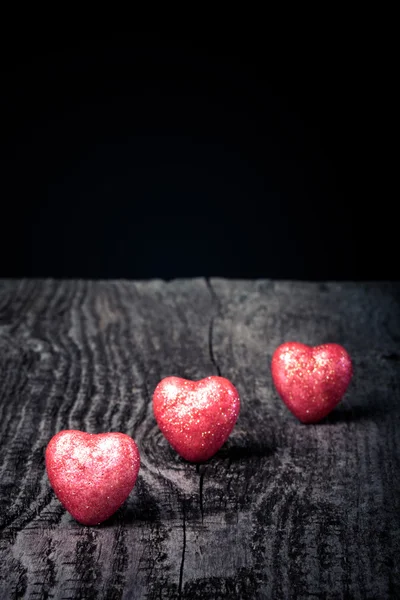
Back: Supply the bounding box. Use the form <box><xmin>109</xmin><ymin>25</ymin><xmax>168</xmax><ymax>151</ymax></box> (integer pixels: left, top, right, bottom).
<box><xmin>45</xmin><ymin>430</ymin><xmax>140</xmax><ymax>525</ymax></box>
<box><xmin>153</xmin><ymin>376</ymin><xmax>240</xmax><ymax>462</ymax></box>
<box><xmin>271</xmin><ymin>342</ymin><xmax>353</xmax><ymax>423</ymax></box>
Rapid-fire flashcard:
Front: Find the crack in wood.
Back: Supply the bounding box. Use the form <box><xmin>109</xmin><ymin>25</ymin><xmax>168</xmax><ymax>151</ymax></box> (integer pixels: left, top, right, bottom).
<box><xmin>195</xmin><ymin>464</ymin><xmax>205</xmax><ymax>524</ymax></box>
<box><xmin>199</xmin><ymin>470</ymin><xmax>205</xmax><ymax>524</ymax></box>
<box><xmin>178</xmin><ymin>501</ymin><xmax>187</xmax><ymax>599</ymax></box>
<box><xmin>205</xmin><ymin>278</ymin><xmax>221</xmax><ymax>377</ymax></box>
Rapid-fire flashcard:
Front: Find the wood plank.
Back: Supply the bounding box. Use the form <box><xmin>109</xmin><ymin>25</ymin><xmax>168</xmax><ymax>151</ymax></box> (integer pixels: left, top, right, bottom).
<box><xmin>0</xmin><ymin>279</ymin><xmax>399</xmax><ymax>599</ymax></box>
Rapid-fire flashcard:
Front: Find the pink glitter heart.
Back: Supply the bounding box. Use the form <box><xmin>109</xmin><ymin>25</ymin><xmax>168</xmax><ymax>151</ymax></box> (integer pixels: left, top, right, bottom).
<box><xmin>153</xmin><ymin>376</ymin><xmax>240</xmax><ymax>462</ymax></box>
<box><xmin>271</xmin><ymin>342</ymin><xmax>353</xmax><ymax>423</ymax></box>
<box><xmin>45</xmin><ymin>430</ymin><xmax>140</xmax><ymax>525</ymax></box>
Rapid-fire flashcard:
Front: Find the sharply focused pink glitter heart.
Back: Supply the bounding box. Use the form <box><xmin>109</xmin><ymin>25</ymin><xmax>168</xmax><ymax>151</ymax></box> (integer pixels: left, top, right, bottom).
<box><xmin>153</xmin><ymin>376</ymin><xmax>240</xmax><ymax>462</ymax></box>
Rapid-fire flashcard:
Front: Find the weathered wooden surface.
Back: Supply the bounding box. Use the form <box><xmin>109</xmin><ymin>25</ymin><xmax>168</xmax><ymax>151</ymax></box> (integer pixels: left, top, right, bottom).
<box><xmin>0</xmin><ymin>278</ymin><xmax>399</xmax><ymax>600</ymax></box>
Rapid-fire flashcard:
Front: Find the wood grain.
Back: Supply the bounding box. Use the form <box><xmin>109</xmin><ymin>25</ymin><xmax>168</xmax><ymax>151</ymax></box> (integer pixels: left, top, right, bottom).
<box><xmin>0</xmin><ymin>279</ymin><xmax>399</xmax><ymax>599</ymax></box>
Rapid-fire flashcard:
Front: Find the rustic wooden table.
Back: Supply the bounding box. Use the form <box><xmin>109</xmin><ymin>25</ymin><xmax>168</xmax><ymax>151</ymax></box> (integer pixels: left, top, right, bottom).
<box><xmin>0</xmin><ymin>279</ymin><xmax>399</xmax><ymax>599</ymax></box>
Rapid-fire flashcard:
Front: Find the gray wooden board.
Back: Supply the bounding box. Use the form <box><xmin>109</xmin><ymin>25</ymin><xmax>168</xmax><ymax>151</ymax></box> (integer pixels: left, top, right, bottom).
<box><xmin>0</xmin><ymin>279</ymin><xmax>399</xmax><ymax>599</ymax></box>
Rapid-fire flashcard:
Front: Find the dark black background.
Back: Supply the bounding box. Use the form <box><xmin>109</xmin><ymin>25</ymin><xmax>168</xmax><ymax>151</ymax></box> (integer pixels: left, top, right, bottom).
<box><xmin>0</xmin><ymin>26</ymin><xmax>392</xmax><ymax>280</ymax></box>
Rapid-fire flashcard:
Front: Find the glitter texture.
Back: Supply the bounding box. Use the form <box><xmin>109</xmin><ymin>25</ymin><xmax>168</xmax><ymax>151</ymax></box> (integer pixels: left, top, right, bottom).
<box><xmin>153</xmin><ymin>376</ymin><xmax>240</xmax><ymax>462</ymax></box>
<box><xmin>45</xmin><ymin>430</ymin><xmax>140</xmax><ymax>525</ymax></box>
<box><xmin>271</xmin><ymin>342</ymin><xmax>353</xmax><ymax>423</ymax></box>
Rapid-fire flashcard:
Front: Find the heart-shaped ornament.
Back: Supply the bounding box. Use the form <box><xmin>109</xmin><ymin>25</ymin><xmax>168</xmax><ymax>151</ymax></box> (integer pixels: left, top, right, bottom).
<box><xmin>45</xmin><ymin>430</ymin><xmax>140</xmax><ymax>525</ymax></box>
<box><xmin>153</xmin><ymin>376</ymin><xmax>240</xmax><ymax>462</ymax></box>
<box><xmin>271</xmin><ymin>342</ymin><xmax>353</xmax><ymax>423</ymax></box>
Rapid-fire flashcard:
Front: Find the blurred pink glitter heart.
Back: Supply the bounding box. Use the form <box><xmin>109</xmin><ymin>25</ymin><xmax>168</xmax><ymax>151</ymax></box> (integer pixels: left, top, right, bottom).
<box><xmin>45</xmin><ymin>430</ymin><xmax>140</xmax><ymax>525</ymax></box>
